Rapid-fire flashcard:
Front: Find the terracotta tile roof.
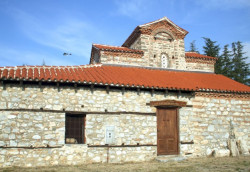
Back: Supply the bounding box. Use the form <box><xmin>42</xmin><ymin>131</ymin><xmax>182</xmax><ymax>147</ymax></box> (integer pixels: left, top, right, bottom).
<box><xmin>93</xmin><ymin>44</ymin><xmax>143</xmax><ymax>54</ymax></box>
<box><xmin>185</xmin><ymin>52</ymin><xmax>217</xmax><ymax>60</ymax></box>
<box><xmin>0</xmin><ymin>64</ymin><xmax>249</xmax><ymax>93</ymax></box>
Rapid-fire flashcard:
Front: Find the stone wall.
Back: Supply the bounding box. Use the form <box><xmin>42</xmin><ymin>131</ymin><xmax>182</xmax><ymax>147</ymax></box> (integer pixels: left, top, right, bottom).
<box><xmin>98</xmin><ymin>32</ymin><xmax>186</xmax><ymax>70</ymax></box>
<box><xmin>185</xmin><ymin>57</ymin><xmax>216</xmax><ymax>73</ymax></box>
<box><xmin>186</xmin><ymin>62</ymin><xmax>215</xmax><ymax>73</ymax></box>
<box><xmin>138</xmin><ymin>34</ymin><xmax>186</xmax><ymax>69</ymax></box>
<box><xmin>86</xmin><ymin>114</ymin><xmax>156</xmax><ymax>145</ymax></box>
<box><xmin>100</xmin><ymin>51</ymin><xmax>145</xmax><ymax>67</ymax></box>
<box><xmin>0</xmin><ymin>111</ymin><xmax>65</xmax><ymax>148</ymax></box>
<box><xmin>0</xmin><ymin>84</ymin><xmax>249</xmax><ymax>167</ymax></box>
<box><xmin>180</xmin><ymin>93</ymin><xmax>250</xmax><ymax>157</ymax></box>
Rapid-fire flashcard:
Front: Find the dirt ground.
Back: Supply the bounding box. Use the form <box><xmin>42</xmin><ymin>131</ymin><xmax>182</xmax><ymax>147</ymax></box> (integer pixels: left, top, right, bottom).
<box><xmin>0</xmin><ymin>156</ymin><xmax>250</xmax><ymax>172</ymax></box>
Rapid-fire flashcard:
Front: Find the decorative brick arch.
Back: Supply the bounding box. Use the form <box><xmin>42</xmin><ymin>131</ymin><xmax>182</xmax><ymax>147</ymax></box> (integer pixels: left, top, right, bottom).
<box><xmin>139</xmin><ymin>20</ymin><xmax>186</xmax><ymax>39</ymax></box>
<box><xmin>151</xmin><ymin>27</ymin><xmax>176</xmax><ymax>40</ymax></box>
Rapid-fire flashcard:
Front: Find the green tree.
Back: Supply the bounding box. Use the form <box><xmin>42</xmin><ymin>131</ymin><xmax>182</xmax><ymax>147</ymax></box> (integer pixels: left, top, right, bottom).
<box><xmin>220</xmin><ymin>44</ymin><xmax>233</xmax><ymax>78</ymax></box>
<box><xmin>231</xmin><ymin>41</ymin><xmax>250</xmax><ymax>85</ymax></box>
<box><xmin>189</xmin><ymin>40</ymin><xmax>199</xmax><ymax>53</ymax></box>
<box><xmin>202</xmin><ymin>37</ymin><xmax>221</xmax><ymax>73</ymax></box>
<box><xmin>42</xmin><ymin>59</ymin><xmax>46</xmax><ymax>66</ymax></box>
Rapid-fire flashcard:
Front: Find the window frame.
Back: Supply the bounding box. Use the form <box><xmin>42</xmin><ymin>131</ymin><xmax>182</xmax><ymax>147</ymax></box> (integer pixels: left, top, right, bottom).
<box><xmin>161</xmin><ymin>54</ymin><xmax>169</xmax><ymax>68</ymax></box>
<box><xmin>65</xmin><ymin>113</ymin><xmax>86</xmax><ymax>144</ymax></box>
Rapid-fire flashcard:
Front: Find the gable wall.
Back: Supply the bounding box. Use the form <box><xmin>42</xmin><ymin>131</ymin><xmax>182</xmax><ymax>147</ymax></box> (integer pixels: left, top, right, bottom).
<box><xmin>186</xmin><ymin>61</ymin><xmax>215</xmax><ymax>72</ymax></box>
<box><xmin>130</xmin><ymin>37</ymin><xmax>141</xmax><ymax>50</ymax></box>
<box><xmin>99</xmin><ymin>34</ymin><xmax>186</xmax><ymax>69</ymax></box>
<box><xmin>185</xmin><ymin>58</ymin><xmax>215</xmax><ymax>72</ymax></box>
<box><xmin>137</xmin><ymin>34</ymin><xmax>186</xmax><ymax>69</ymax></box>
<box><xmin>99</xmin><ymin>51</ymin><xmax>144</xmax><ymax>66</ymax></box>
<box><xmin>0</xmin><ymin>84</ymin><xmax>249</xmax><ymax>167</ymax></box>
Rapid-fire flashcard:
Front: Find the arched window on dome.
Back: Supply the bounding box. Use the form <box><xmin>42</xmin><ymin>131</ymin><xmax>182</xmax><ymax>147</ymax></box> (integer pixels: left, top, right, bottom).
<box><xmin>161</xmin><ymin>54</ymin><xmax>168</xmax><ymax>68</ymax></box>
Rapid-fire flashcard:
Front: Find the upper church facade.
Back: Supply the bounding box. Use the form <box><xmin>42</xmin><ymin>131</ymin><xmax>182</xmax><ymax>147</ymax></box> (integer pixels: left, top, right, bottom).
<box><xmin>90</xmin><ymin>17</ymin><xmax>217</xmax><ymax>72</ymax></box>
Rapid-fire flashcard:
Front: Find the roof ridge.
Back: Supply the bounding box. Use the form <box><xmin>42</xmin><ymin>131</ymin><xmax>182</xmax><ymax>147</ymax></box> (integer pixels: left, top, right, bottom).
<box><xmin>102</xmin><ymin>63</ymin><xmax>215</xmax><ymax>74</ymax></box>
<box><xmin>93</xmin><ymin>43</ymin><xmax>144</xmax><ymax>54</ymax></box>
<box><xmin>185</xmin><ymin>51</ymin><xmax>199</xmax><ymax>53</ymax></box>
<box><xmin>139</xmin><ymin>16</ymin><xmax>188</xmax><ymax>34</ymax></box>
<box><xmin>93</xmin><ymin>43</ymin><xmax>126</xmax><ymax>48</ymax></box>
<box><xmin>93</xmin><ymin>43</ymin><xmax>142</xmax><ymax>50</ymax></box>
<box><xmin>0</xmin><ymin>64</ymin><xmax>103</xmax><ymax>70</ymax></box>
<box><xmin>185</xmin><ymin>52</ymin><xmax>217</xmax><ymax>59</ymax></box>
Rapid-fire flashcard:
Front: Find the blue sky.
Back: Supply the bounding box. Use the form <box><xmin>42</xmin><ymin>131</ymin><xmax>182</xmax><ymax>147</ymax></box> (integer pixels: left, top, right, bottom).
<box><xmin>0</xmin><ymin>0</ymin><xmax>250</xmax><ymax>66</ymax></box>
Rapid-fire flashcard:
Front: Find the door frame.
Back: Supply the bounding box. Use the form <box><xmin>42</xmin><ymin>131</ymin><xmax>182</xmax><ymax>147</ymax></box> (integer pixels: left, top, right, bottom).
<box><xmin>156</xmin><ymin>107</ymin><xmax>180</xmax><ymax>156</ymax></box>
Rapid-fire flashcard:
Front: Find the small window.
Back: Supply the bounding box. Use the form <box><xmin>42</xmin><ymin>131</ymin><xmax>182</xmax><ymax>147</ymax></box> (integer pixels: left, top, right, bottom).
<box><xmin>65</xmin><ymin>114</ymin><xmax>85</xmax><ymax>144</ymax></box>
<box><xmin>161</xmin><ymin>54</ymin><xmax>168</xmax><ymax>68</ymax></box>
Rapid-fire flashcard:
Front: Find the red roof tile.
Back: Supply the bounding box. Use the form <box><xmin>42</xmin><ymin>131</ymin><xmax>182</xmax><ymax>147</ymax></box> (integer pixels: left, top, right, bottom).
<box><xmin>93</xmin><ymin>44</ymin><xmax>144</xmax><ymax>54</ymax></box>
<box><xmin>0</xmin><ymin>65</ymin><xmax>249</xmax><ymax>93</ymax></box>
<box><xmin>185</xmin><ymin>52</ymin><xmax>217</xmax><ymax>60</ymax></box>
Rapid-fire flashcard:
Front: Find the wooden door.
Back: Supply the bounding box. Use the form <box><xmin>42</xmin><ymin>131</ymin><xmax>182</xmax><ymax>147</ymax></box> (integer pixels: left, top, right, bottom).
<box><xmin>157</xmin><ymin>108</ymin><xmax>179</xmax><ymax>155</ymax></box>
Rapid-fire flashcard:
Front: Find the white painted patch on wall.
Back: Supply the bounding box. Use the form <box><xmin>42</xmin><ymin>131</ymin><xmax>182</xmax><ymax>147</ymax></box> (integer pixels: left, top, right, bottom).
<box><xmin>105</xmin><ymin>126</ymin><xmax>115</xmax><ymax>145</ymax></box>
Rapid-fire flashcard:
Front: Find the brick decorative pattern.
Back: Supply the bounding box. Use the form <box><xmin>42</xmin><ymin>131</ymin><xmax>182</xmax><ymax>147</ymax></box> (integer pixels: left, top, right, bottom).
<box><xmin>195</xmin><ymin>92</ymin><xmax>250</xmax><ymax>99</ymax></box>
<box><xmin>140</xmin><ymin>20</ymin><xmax>186</xmax><ymax>39</ymax></box>
<box><xmin>185</xmin><ymin>57</ymin><xmax>216</xmax><ymax>64</ymax></box>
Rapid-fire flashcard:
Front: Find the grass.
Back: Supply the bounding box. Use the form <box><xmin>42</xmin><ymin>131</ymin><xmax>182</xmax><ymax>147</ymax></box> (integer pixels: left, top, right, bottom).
<box><xmin>0</xmin><ymin>156</ymin><xmax>250</xmax><ymax>172</ymax></box>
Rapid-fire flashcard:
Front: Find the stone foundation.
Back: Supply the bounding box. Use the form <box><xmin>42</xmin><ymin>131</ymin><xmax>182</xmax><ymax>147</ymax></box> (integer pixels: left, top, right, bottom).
<box><xmin>0</xmin><ymin>145</ymin><xmax>156</xmax><ymax>167</ymax></box>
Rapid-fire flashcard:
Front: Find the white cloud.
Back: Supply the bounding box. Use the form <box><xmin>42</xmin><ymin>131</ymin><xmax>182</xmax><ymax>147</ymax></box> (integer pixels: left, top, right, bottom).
<box><xmin>3</xmin><ymin>8</ymin><xmax>108</xmax><ymax>65</ymax></box>
<box><xmin>113</xmin><ymin>0</ymin><xmax>155</xmax><ymax>20</ymax></box>
<box><xmin>8</xmin><ymin>9</ymin><xmax>102</xmax><ymax>61</ymax></box>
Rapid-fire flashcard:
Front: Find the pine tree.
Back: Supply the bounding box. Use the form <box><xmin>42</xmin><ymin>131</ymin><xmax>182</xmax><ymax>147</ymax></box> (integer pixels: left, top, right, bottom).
<box><xmin>220</xmin><ymin>44</ymin><xmax>233</xmax><ymax>78</ymax></box>
<box><xmin>189</xmin><ymin>40</ymin><xmax>199</xmax><ymax>53</ymax></box>
<box><xmin>202</xmin><ymin>37</ymin><xmax>221</xmax><ymax>73</ymax></box>
<box><xmin>231</xmin><ymin>41</ymin><xmax>250</xmax><ymax>85</ymax></box>
<box><xmin>42</xmin><ymin>59</ymin><xmax>46</xmax><ymax>66</ymax></box>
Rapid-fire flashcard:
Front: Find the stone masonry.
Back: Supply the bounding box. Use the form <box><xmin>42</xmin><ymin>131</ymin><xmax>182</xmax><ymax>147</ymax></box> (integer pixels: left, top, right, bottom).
<box><xmin>91</xmin><ymin>18</ymin><xmax>188</xmax><ymax>70</ymax></box>
<box><xmin>0</xmin><ymin>84</ymin><xmax>249</xmax><ymax>167</ymax></box>
<box><xmin>0</xmin><ymin>17</ymin><xmax>249</xmax><ymax>167</ymax></box>
<box><xmin>95</xmin><ymin>32</ymin><xmax>186</xmax><ymax>70</ymax></box>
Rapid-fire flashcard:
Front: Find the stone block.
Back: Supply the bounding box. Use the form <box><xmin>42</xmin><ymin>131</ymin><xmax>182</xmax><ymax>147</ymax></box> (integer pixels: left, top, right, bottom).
<box><xmin>9</xmin><ymin>149</ymin><xmax>19</xmax><ymax>155</ymax></box>
<box><xmin>44</xmin><ymin>134</ymin><xmax>54</xmax><ymax>139</ymax></box>
<box><xmin>206</xmin><ymin>148</ymin><xmax>212</xmax><ymax>156</ymax></box>
<box><xmin>8</xmin><ymin>115</ymin><xmax>16</xmax><ymax>119</ymax></box>
<box><xmin>213</xmin><ymin>149</ymin><xmax>230</xmax><ymax>157</ymax></box>
<box><xmin>0</xmin><ymin>141</ymin><xmax>5</xmax><ymax>147</ymax></box>
<box><xmin>3</xmin><ymin>127</ymin><xmax>11</xmax><ymax>134</ymax></box>
<box><xmin>238</xmin><ymin>139</ymin><xmax>249</xmax><ymax>155</ymax></box>
<box><xmin>9</xmin><ymin>134</ymin><xmax>15</xmax><ymax>139</ymax></box>
<box><xmin>208</xmin><ymin>125</ymin><xmax>214</xmax><ymax>132</ymax></box>
<box><xmin>228</xmin><ymin>139</ymin><xmax>240</xmax><ymax>156</ymax></box>
<box><xmin>10</xmin><ymin>140</ymin><xmax>17</xmax><ymax>146</ymax></box>
<box><xmin>32</xmin><ymin>135</ymin><xmax>41</xmax><ymax>139</ymax></box>
<box><xmin>18</xmin><ymin>142</ymin><xmax>29</xmax><ymax>147</ymax></box>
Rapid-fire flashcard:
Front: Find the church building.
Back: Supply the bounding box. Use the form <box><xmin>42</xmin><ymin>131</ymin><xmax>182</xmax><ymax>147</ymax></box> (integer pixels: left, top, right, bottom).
<box><xmin>0</xmin><ymin>17</ymin><xmax>249</xmax><ymax>167</ymax></box>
